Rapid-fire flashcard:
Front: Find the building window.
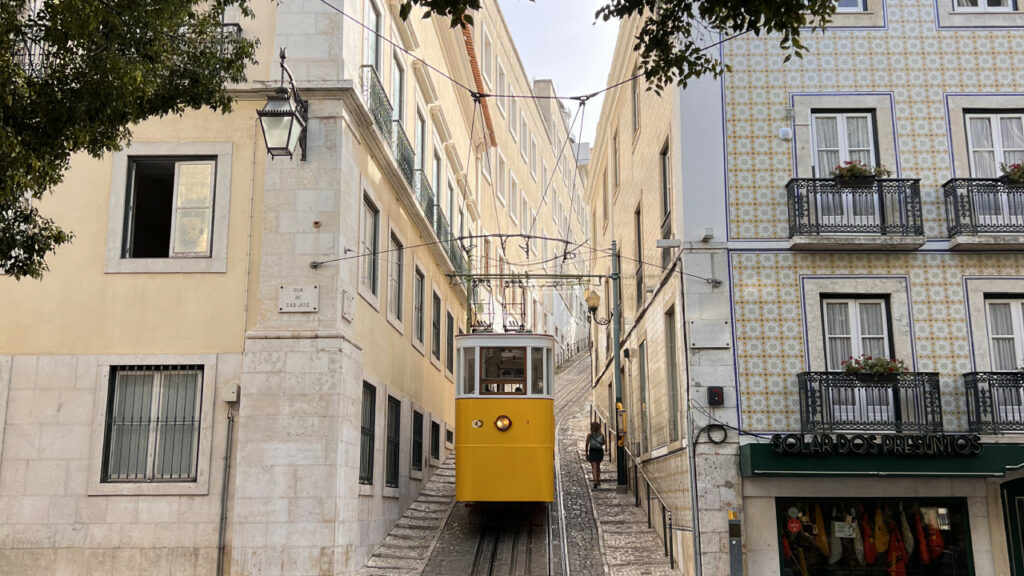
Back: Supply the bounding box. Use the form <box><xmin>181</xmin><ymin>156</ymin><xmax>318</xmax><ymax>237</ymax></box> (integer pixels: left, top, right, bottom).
<box><xmin>387</xmin><ymin>233</ymin><xmax>404</xmax><ymax>322</ymax></box>
<box><xmin>430</xmin><ymin>420</ymin><xmax>441</xmax><ymax>460</ymax></box>
<box><xmin>987</xmin><ymin>299</ymin><xmax>1024</xmax><ymax>370</ymax></box>
<box><xmin>481</xmin><ymin>28</ymin><xmax>493</xmax><ymax>85</ymax></box>
<box><xmin>392</xmin><ymin>54</ymin><xmax>405</xmax><ymax>123</ymax></box>
<box><xmin>954</xmin><ymin>0</ymin><xmax>1012</xmax><ymax>11</ymax></box>
<box><xmin>965</xmin><ymin>113</ymin><xmax>1024</xmax><ymax>178</ymax></box>
<box><xmin>638</xmin><ymin>340</ymin><xmax>649</xmax><ymax>454</ymax></box>
<box><xmin>385</xmin><ymin>396</ymin><xmax>400</xmax><ymax>488</ymax></box>
<box><xmin>446</xmin><ymin>311</ymin><xmax>455</xmax><ymax>373</ymax></box>
<box><xmin>497</xmin><ymin>153</ymin><xmax>507</xmax><ymax>202</ymax></box>
<box><xmin>835</xmin><ymin>0</ymin><xmax>866</xmax><ymax>11</ymax></box>
<box><xmin>416</xmin><ymin>111</ymin><xmax>427</xmax><ymax>170</ymax></box>
<box><xmin>360</xmin><ymin>195</ymin><xmax>380</xmax><ymax>297</ymax></box>
<box><xmin>659</xmin><ymin>143</ymin><xmax>672</xmax><ymax>267</ymax></box>
<box><xmin>510</xmin><ymin>89</ymin><xmax>519</xmax><ymax>139</ymax></box>
<box><xmin>823</xmin><ymin>298</ymin><xmax>891</xmax><ymax>370</ymax></box>
<box><xmin>530</xmin><ymin>137</ymin><xmax>537</xmax><ymax>178</ymax></box>
<box><xmin>602</xmin><ymin>169</ymin><xmax>610</xmax><ymax>227</ymax></box>
<box><xmin>634</xmin><ymin>207</ymin><xmax>644</xmax><ymax>310</ymax></box>
<box><xmin>509</xmin><ymin>175</ymin><xmax>519</xmax><ymax>223</ymax></box>
<box><xmin>811</xmin><ymin>111</ymin><xmax>877</xmax><ymax>177</ymax></box>
<box><xmin>101</xmin><ymin>365</ymin><xmax>202</xmax><ymax>482</ymax></box>
<box><xmin>612</xmin><ymin>131</ymin><xmax>620</xmax><ymax>190</ymax></box>
<box><xmin>122</xmin><ymin>159</ymin><xmax>216</xmax><ymax>259</ymax></box>
<box><xmin>496</xmin><ymin>63</ymin><xmax>507</xmax><ymax>116</ymax></box>
<box><xmin>432</xmin><ymin>292</ymin><xmax>442</xmax><ymax>360</ymax></box>
<box><xmin>521</xmin><ymin>198</ymin><xmax>529</xmax><ymax>235</ymax></box>
<box><xmin>432</xmin><ymin>149</ymin><xmax>442</xmax><ymax>194</ymax></box>
<box><xmin>359</xmin><ymin>382</ymin><xmax>376</xmax><ymax>484</ymax></box>
<box><xmin>520</xmin><ymin>118</ymin><xmax>528</xmax><ymax>159</ymax></box>
<box><xmin>412</xmin><ymin>410</ymin><xmax>424</xmax><ymax>472</ymax></box>
<box><xmin>481</xmin><ymin>146</ymin><xmax>492</xmax><ymax>179</ymax></box>
<box><xmin>631</xmin><ymin>65</ymin><xmax>640</xmax><ymax>134</ymax></box>
<box><xmin>413</xmin><ymin>269</ymin><xmax>425</xmax><ymax>344</ymax></box>
<box><xmin>365</xmin><ymin>0</ymin><xmax>382</xmax><ymax>72</ymax></box>
<box><xmin>665</xmin><ymin>309</ymin><xmax>681</xmax><ymax>442</ymax></box>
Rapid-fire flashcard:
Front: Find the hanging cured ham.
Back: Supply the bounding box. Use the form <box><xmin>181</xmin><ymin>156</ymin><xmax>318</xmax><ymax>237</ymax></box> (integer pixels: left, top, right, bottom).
<box><xmin>815</xmin><ymin>504</ymin><xmax>830</xmax><ymax>557</ymax></box>
<box><xmin>860</xmin><ymin>510</ymin><xmax>877</xmax><ymax>564</ymax></box>
<box><xmin>886</xmin><ymin>520</ymin><xmax>907</xmax><ymax>576</ymax></box>
<box><xmin>874</xmin><ymin>508</ymin><xmax>890</xmax><ymax>554</ymax></box>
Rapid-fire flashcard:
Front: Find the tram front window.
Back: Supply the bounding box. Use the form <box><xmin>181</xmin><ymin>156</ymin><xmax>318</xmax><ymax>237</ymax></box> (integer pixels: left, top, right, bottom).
<box><xmin>531</xmin><ymin>348</ymin><xmax>544</xmax><ymax>395</ymax></box>
<box><xmin>480</xmin><ymin>347</ymin><xmax>527</xmax><ymax>395</ymax></box>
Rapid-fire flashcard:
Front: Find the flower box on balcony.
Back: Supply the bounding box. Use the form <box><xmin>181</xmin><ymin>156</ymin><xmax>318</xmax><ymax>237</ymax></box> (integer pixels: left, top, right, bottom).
<box><xmin>999</xmin><ymin>174</ymin><xmax>1024</xmax><ymax>187</ymax></box>
<box><xmin>833</xmin><ymin>175</ymin><xmax>877</xmax><ymax>188</ymax></box>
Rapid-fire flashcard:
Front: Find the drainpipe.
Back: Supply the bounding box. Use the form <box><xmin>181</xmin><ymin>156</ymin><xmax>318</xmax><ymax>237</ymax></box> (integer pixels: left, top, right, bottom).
<box><xmin>217</xmin><ymin>408</ymin><xmax>236</xmax><ymax>576</ymax></box>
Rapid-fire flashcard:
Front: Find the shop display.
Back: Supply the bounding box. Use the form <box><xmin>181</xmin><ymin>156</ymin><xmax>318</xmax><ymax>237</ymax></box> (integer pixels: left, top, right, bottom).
<box><xmin>777</xmin><ymin>498</ymin><xmax>972</xmax><ymax>575</ymax></box>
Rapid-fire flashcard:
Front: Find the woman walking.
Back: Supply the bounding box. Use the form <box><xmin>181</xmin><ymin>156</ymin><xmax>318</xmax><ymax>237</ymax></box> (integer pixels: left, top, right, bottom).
<box><xmin>585</xmin><ymin>422</ymin><xmax>605</xmax><ymax>489</ymax></box>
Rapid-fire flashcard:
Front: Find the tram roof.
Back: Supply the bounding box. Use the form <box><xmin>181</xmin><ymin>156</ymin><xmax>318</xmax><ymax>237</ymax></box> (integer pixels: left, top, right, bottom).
<box><xmin>455</xmin><ymin>332</ymin><xmax>556</xmax><ymax>349</ymax></box>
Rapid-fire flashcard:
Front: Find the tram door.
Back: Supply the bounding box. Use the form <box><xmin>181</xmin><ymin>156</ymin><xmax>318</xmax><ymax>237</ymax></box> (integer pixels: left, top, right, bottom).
<box><xmin>1003</xmin><ymin>477</ymin><xmax>1024</xmax><ymax>575</ymax></box>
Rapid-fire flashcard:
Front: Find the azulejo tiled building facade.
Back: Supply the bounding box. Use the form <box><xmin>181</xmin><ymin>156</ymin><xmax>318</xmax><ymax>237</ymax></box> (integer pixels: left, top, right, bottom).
<box><xmin>0</xmin><ymin>0</ymin><xmax>586</xmax><ymax>573</ymax></box>
<box><xmin>594</xmin><ymin>1</ymin><xmax>1024</xmax><ymax>574</ymax></box>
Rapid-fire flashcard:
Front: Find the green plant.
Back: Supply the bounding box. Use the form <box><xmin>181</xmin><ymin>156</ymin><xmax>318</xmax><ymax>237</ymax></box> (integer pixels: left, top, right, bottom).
<box><xmin>831</xmin><ymin>160</ymin><xmax>893</xmax><ymax>179</ymax></box>
<box><xmin>841</xmin><ymin>354</ymin><xmax>906</xmax><ymax>376</ymax></box>
<box><xmin>1000</xmin><ymin>162</ymin><xmax>1024</xmax><ymax>183</ymax></box>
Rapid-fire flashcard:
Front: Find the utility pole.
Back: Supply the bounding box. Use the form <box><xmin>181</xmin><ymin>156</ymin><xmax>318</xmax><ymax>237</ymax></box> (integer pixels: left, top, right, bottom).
<box><xmin>611</xmin><ymin>240</ymin><xmax>627</xmax><ymax>485</ymax></box>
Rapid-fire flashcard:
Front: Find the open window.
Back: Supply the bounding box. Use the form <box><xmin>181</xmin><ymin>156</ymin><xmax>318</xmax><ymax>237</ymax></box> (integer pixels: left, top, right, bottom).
<box><xmin>122</xmin><ymin>158</ymin><xmax>216</xmax><ymax>259</ymax></box>
<box><xmin>823</xmin><ymin>298</ymin><xmax>895</xmax><ymax>424</ymax></box>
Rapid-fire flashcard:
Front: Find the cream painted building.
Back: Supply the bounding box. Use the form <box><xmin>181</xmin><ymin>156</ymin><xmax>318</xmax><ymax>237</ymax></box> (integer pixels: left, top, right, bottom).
<box><xmin>593</xmin><ymin>2</ymin><xmax>1024</xmax><ymax>575</ymax></box>
<box><xmin>0</xmin><ymin>0</ymin><xmax>585</xmax><ymax>574</ymax></box>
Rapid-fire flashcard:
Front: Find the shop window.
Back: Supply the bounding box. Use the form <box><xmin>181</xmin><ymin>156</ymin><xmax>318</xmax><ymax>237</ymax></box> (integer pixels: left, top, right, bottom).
<box><xmin>776</xmin><ymin>498</ymin><xmax>973</xmax><ymax>574</ymax></box>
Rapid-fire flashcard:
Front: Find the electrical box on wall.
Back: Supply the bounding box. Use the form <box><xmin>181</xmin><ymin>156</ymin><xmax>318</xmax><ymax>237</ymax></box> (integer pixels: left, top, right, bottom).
<box><xmin>707</xmin><ymin>386</ymin><xmax>725</xmax><ymax>407</ymax></box>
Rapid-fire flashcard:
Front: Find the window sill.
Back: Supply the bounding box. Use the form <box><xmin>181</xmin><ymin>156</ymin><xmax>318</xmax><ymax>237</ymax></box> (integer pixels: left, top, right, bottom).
<box><xmin>413</xmin><ymin>337</ymin><xmax>426</xmax><ymax>355</ymax></box>
<box><xmin>936</xmin><ymin>9</ymin><xmax>1024</xmax><ymax>28</ymax></box>
<box><xmin>382</xmin><ymin>486</ymin><xmax>400</xmax><ymax>499</ymax></box>
<box><xmin>104</xmin><ymin>257</ymin><xmax>226</xmax><ymax>274</ymax></box>
<box><xmin>411</xmin><ymin>468</ymin><xmax>424</xmax><ymax>481</ymax></box>
<box><xmin>358</xmin><ymin>483</ymin><xmax>375</xmax><ymax>496</ymax></box>
<box><xmin>387</xmin><ymin>314</ymin><xmax>405</xmax><ymax>335</ymax></box>
<box><xmin>789</xmin><ymin>235</ymin><xmax>925</xmax><ymax>251</ymax></box>
<box><xmin>87</xmin><ymin>480</ymin><xmax>209</xmax><ymax>497</ymax></box>
<box><xmin>825</xmin><ymin>10</ymin><xmax>886</xmax><ymax>29</ymax></box>
<box><xmin>359</xmin><ymin>286</ymin><xmax>382</xmax><ymax>313</ymax></box>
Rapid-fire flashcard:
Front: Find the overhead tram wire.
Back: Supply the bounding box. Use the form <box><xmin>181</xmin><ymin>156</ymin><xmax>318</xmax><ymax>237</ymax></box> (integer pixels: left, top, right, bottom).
<box><xmin>524</xmin><ymin>101</ymin><xmax>583</xmax><ymax>241</ymax></box>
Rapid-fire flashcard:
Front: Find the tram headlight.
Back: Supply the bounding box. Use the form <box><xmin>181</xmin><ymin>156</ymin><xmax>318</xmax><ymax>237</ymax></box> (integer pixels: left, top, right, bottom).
<box><xmin>495</xmin><ymin>415</ymin><xmax>512</xmax><ymax>431</ymax></box>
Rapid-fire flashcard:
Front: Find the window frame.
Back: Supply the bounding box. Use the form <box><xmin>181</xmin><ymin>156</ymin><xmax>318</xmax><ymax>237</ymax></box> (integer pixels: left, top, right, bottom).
<box><xmin>953</xmin><ymin>0</ymin><xmax>1013</xmax><ymax>12</ymax></box>
<box><xmin>520</xmin><ymin>116</ymin><xmax>529</xmax><ymax>160</ymax></box>
<box><xmin>821</xmin><ymin>296</ymin><xmax>893</xmax><ymax>371</ymax></box>
<box><xmin>105</xmin><ymin>142</ymin><xmax>233</xmax><ymax>274</ymax></box>
<box><xmin>986</xmin><ymin>298</ymin><xmax>1024</xmax><ymax>371</ymax></box>
<box><xmin>496</xmin><ymin>62</ymin><xmax>507</xmax><ymax>116</ymax></box>
<box><xmin>386</xmin><ymin>228</ymin><xmax>405</xmax><ymax>329</ymax></box>
<box><xmin>359</xmin><ymin>192</ymin><xmax>382</xmax><ymax>305</ymax></box>
<box><xmin>445</xmin><ymin>309</ymin><xmax>456</xmax><ymax>376</ymax></box>
<box><xmin>835</xmin><ymin>0</ymin><xmax>867</xmax><ymax>12</ymax></box>
<box><xmin>510</xmin><ymin>89</ymin><xmax>519</xmax><ymax>139</ymax></box>
<box><xmin>965</xmin><ymin>112</ymin><xmax>1024</xmax><ymax>178</ymax></box>
<box><xmin>411</xmin><ymin>409</ymin><xmax>424</xmax><ymax>472</ymax></box>
<box><xmin>384</xmin><ymin>395</ymin><xmax>401</xmax><ymax>489</ymax></box>
<box><xmin>365</xmin><ymin>0</ymin><xmax>383</xmax><ymax>72</ymax></box>
<box><xmin>431</xmin><ymin>288</ymin><xmax>443</xmax><ymax>365</ymax></box>
<box><xmin>88</xmin><ymin>355</ymin><xmax>218</xmax><ymax>496</ymax></box>
<box><xmin>496</xmin><ymin>152</ymin><xmax>507</xmax><ymax>204</ymax></box>
<box><xmin>392</xmin><ymin>53</ymin><xmax>406</xmax><ymax>124</ymax></box>
<box><xmin>100</xmin><ymin>365</ymin><xmax>204</xmax><ymax>483</ymax></box>
<box><xmin>359</xmin><ymin>381</ymin><xmax>377</xmax><ymax>485</ymax></box>
<box><xmin>480</xmin><ymin>26</ymin><xmax>493</xmax><ymax>86</ymax></box>
<box><xmin>430</xmin><ymin>419</ymin><xmax>441</xmax><ymax>462</ymax></box>
<box><xmin>412</xmin><ymin>263</ymin><xmax>426</xmax><ymax>352</ymax></box>
<box><xmin>809</xmin><ymin>110</ymin><xmax>879</xmax><ymax>177</ymax></box>
<box><xmin>509</xmin><ymin>174</ymin><xmax>519</xmax><ymax>224</ymax></box>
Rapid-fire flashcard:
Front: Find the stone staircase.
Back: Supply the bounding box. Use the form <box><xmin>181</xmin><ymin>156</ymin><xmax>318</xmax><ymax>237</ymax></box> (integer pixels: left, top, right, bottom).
<box><xmin>586</xmin><ymin>450</ymin><xmax>679</xmax><ymax>575</ymax></box>
<box><xmin>358</xmin><ymin>456</ymin><xmax>456</xmax><ymax>576</ymax></box>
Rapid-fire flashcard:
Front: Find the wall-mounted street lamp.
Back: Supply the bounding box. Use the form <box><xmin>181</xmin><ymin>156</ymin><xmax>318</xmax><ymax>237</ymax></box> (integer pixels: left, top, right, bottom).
<box><xmin>258</xmin><ymin>48</ymin><xmax>308</xmax><ymax>160</ymax></box>
<box><xmin>584</xmin><ymin>289</ymin><xmax>611</xmax><ymax>326</ymax></box>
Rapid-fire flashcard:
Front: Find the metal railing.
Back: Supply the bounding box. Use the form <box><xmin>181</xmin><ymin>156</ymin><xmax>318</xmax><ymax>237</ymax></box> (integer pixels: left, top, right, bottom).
<box><xmin>360</xmin><ymin>65</ymin><xmax>393</xmax><ymax>144</ymax></box>
<box><xmin>943</xmin><ymin>178</ymin><xmax>1024</xmax><ymax>236</ymax></box>
<box><xmin>965</xmin><ymin>372</ymin><xmax>1024</xmax><ymax>433</ymax></box>
<box><xmin>787</xmin><ymin>178</ymin><xmax>924</xmax><ymax>237</ymax></box>
<box><xmin>413</xmin><ymin>170</ymin><xmax>468</xmax><ymax>275</ymax></box>
<box><xmin>623</xmin><ymin>445</ymin><xmax>678</xmax><ymax>570</ymax></box>
<box><xmin>393</xmin><ymin>120</ymin><xmax>416</xmax><ymax>189</ymax></box>
<box><xmin>14</xmin><ymin>22</ymin><xmax>48</xmax><ymax>77</ymax></box>
<box><xmin>797</xmin><ymin>371</ymin><xmax>944</xmax><ymax>434</ymax></box>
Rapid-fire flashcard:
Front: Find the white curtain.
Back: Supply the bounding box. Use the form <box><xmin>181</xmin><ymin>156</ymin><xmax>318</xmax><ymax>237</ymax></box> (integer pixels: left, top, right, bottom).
<box><xmin>970</xmin><ymin>117</ymin><xmax>998</xmax><ymax>177</ymax></box>
<box><xmin>845</xmin><ymin>116</ymin><xmax>873</xmax><ymax>165</ymax></box>
<box><xmin>815</xmin><ymin>116</ymin><xmax>840</xmax><ymax>175</ymax></box>
<box><xmin>858</xmin><ymin>302</ymin><xmax>887</xmax><ymax>359</ymax></box>
<box><xmin>1001</xmin><ymin>117</ymin><xmax>1024</xmax><ymax>167</ymax></box>
<box><xmin>826</xmin><ymin>302</ymin><xmax>852</xmax><ymax>371</ymax></box>
<box><xmin>989</xmin><ymin>303</ymin><xmax>1019</xmax><ymax>370</ymax></box>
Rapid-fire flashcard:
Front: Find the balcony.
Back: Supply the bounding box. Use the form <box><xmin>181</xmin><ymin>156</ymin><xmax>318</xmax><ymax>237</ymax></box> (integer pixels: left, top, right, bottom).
<box><xmin>964</xmin><ymin>372</ymin><xmax>1024</xmax><ymax>433</ymax></box>
<box><xmin>943</xmin><ymin>178</ymin><xmax>1024</xmax><ymax>249</ymax></box>
<box><xmin>786</xmin><ymin>178</ymin><xmax>925</xmax><ymax>250</ymax></box>
<box><xmin>360</xmin><ymin>65</ymin><xmax>393</xmax><ymax>145</ymax></box>
<box><xmin>415</xmin><ymin>170</ymin><xmax>468</xmax><ymax>275</ymax></box>
<box><xmin>797</xmin><ymin>371</ymin><xmax>943</xmax><ymax>434</ymax></box>
<box><xmin>393</xmin><ymin>120</ymin><xmax>415</xmax><ymax>189</ymax></box>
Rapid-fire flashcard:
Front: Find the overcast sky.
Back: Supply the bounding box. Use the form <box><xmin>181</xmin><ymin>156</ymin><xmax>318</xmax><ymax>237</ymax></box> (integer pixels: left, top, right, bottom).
<box><xmin>497</xmin><ymin>0</ymin><xmax>619</xmax><ymax>145</ymax></box>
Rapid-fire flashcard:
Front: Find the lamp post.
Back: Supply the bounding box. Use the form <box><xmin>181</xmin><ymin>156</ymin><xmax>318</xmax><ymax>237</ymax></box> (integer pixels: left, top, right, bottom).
<box><xmin>257</xmin><ymin>48</ymin><xmax>308</xmax><ymax>160</ymax></box>
<box><xmin>584</xmin><ymin>241</ymin><xmax>627</xmax><ymax>486</ymax></box>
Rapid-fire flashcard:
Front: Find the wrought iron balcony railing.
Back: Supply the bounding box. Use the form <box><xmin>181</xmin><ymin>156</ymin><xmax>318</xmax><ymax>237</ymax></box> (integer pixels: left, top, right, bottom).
<box><xmin>964</xmin><ymin>372</ymin><xmax>1024</xmax><ymax>433</ymax></box>
<box><xmin>14</xmin><ymin>21</ymin><xmax>48</xmax><ymax>77</ymax></box>
<box><xmin>393</xmin><ymin>120</ymin><xmax>416</xmax><ymax>189</ymax></box>
<box><xmin>787</xmin><ymin>178</ymin><xmax>924</xmax><ymax>237</ymax></box>
<box><xmin>414</xmin><ymin>170</ymin><xmax>468</xmax><ymax>275</ymax></box>
<box><xmin>797</xmin><ymin>371</ymin><xmax>943</xmax><ymax>434</ymax></box>
<box><xmin>943</xmin><ymin>178</ymin><xmax>1024</xmax><ymax>236</ymax></box>
<box><xmin>360</xmin><ymin>65</ymin><xmax>393</xmax><ymax>145</ymax></box>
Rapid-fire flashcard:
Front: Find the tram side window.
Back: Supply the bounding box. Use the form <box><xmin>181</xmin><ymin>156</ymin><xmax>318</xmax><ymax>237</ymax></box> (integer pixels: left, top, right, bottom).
<box><xmin>530</xmin><ymin>347</ymin><xmax>544</xmax><ymax>395</ymax></box>
<box><xmin>480</xmin><ymin>347</ymin><xmax>526</xmax><ymax>394</ymax></box>
<box><xmin>462</xmin><ymin>348</ymin><xmax>476</xmax><ymax>394</ymax></box>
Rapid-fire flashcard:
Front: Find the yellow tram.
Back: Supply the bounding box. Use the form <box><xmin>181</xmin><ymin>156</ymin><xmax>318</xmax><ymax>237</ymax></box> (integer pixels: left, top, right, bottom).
<box><xmin>455</xmin><ymin>332</ymin><xmax>555</xmax><ymax>502</ymax></box>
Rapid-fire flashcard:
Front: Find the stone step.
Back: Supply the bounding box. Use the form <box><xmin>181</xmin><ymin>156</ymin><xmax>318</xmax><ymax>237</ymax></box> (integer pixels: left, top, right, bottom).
<box><xmin>372</xmin><ymin>546</ymin><xmax>430</xmax><ymax>560</ymax></box>
<box><xmin>403</xmin><ymin>508</ymin><xmax>446</xmax><ymax>520</ymax></box>
<box><xmin>388</xmin><ymin>527</ymin><xmax>440</xmax><ymax>540</ymax></box>
<box><xmin>395</xmin><ymin>517</ymin><xmax>442</xmax><ymax>530</ymax></box>
<box><xmin>408</xmin><ymin>501</ymin><xmax>449</xmax><ymax>513</ymax></box>
<box><xmin>358</xmin><ymin>568</ymin><xmax>419</xmax><ymax>576</ymax></box>
<box><xmin>366</xmin><ymin>556</ymin><xmax>423</xmax><ymax>570</ymax></box>
<box><xmin>380</xmin><ymin>534</ymin><xmax>432</xmax><ymax>549</ymax></box>
<box><xmin>414</xmin><ymin>496</ymin><xmax>452</xmax><ymax>505</ymax></box>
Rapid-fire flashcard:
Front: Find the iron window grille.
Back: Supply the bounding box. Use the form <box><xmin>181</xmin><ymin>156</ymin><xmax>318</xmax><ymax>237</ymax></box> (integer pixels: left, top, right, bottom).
<box><xmin>432</xmin><ymin>293</ymin><xmax>442</xmax><ymax>360</ymax></box>
<box><xmin>412</xmin><ymin>411</ymin><xmax>424</xmax><ymax>471</ymax></box>
<box><xmin>385</xmin><ymin>396</ymin><xmax>401</xmax><ymax>488</ymax></box>
<box><xmin>359</xmin><ymin>382</ymin><xmax>376</xmax><ymax>484</ymax></box>
<box><xmin>101</xmin><ymin>365</ymin><xmax>203</xmax><ymax>482</ymax></box>
<box><xmin>430</xmin><ymin>420</ymin><xmax>441</xmax><ymax>460</ymax></box>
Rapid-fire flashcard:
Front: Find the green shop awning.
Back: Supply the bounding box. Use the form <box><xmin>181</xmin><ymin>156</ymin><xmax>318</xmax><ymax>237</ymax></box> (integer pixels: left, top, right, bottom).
<box><xmin>741</xmin><ymin>441</ymin><xmax>1024</xmax><ymax>478</ymax></box>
